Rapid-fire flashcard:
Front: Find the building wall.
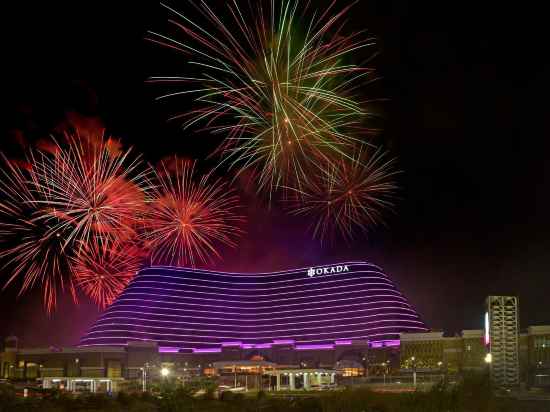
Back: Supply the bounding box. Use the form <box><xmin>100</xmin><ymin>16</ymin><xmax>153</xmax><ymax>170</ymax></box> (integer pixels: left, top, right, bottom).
<box><xmin>442</xmin><ymin>337</ymin><xmax>462</xmax><ymax>372</ymax></box>
<box><xmin>401</xmin><ymin>325</ymin><xmax>550</xmax><ymax>387</ymax></box>
<box><xmin>528</xmin><ymin>327</ymin><xmax>550</xmax><ymax>367</ymax></box>
<box><xmin>519</xmin><ymin>333</ymin><xmax>529</xmax><ymax>383</ymax></box>
<box><xmin>462</xmin><ymin>330</ymin><xmax>486</xmax><ymax>370</ymax></box>
<box><xmin>400</xmin><ymin>332</ymin><xmax>445</xmax><ymax>371</ymax></box>
<box><xmin>527</xmin><ymin>326</ymin><xmax>550</xmax><ymax>387</ymax></box>
<box><xmin>0</xmin><ymin>341</ymin><xmax>371</xmax><ymax>381</ymax></box>
<box><xmin>1</xmin><ymin>352</ymin><xmax>17</xmax><ymax>379</ymax></box>
<box><xmin>3</xmin><ymin>325</ymin><xmax>549</xmax><ymax>387</ymax></box>
<box><xmin>401</xmin><ymin>330</ymin><xmax>486</xmax><ymax>373</ymax></box>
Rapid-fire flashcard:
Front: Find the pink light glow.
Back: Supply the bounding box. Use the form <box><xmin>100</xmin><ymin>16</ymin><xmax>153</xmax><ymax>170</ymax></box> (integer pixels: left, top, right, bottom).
<box><xmin>146</xmin><ymin>261</ymin><xmax>377</xmax><ymax>277</ymax></box>
<box><xmin>254</xmin><ymin>343</ymin><xmax>273</xmax><ymax>349</ymax></box>
<box><xmin>87</xmin><ymin>324</ymin><xmax>417</xmax><ymax>340</ymax></box>
<box><xmin>136</xmin><ymin>269</ymin><xmax>389</xmax><ymax>288</ymax></box>
<box><xmin>129</xmin><ymin>279</ymin><xmax>394</xmax><ymax>300</ymax></box>
<box><xmin>369</xmin><ymin>339</ymin><xmax>400</xmax><ymax>348</ymax></box>
<box><xmin>159</xmin><ymin>347</ymin><xmax>181</xmax><ymax>353</ymax></box>
<box><xmin>115</xmin><ymin>292</ymin><xmax>409</xmax><ymax>311</ymax></box>
<box><xmin>124</xmin><ymin>283</ymin><xmax>397</xmax><ymax>303</ymax></box>
<box><xmin>80</xmin><ymin>263</ymin><xmax>427</xmax><ymax>349</ymax></box>
<box><xmin>193</xmin><ymin>348</ymin><xmax>222</xmax><ymax>353</ymax></box>
<box><xmin>80</xmin><ymin>331</ymin><xmax>414</xmax><ymax>347</ymax></box>
<box><xmin>96</xmin><ymin>309</ymin><xmax>420</xmax><ymax>327</ymax></box>
<box><xmin>221</xmin><ymin>341</ymin><xmax>242</xmax><ymax>346</ymax></box>
<box><xmin>108</xmin><ymin>298</ymin><xmax>414</xmax><ymax>318</ymax></box>
<box><xmin>296</xmin><ymin>344</ymin><xmax>335</xmax><ymax>350</ymax></box>
<box><xmin>97</xmin><ymin>306</ymin><xmax>420</xmax><ymax>324</ymax></box>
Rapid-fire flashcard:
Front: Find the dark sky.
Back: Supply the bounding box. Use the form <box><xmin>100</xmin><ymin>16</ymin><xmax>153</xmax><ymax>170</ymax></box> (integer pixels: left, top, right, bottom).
<box><xmin>1</xmin><ymin>0</ymin><xmax>549</xmax><ymax>347</ymax></box>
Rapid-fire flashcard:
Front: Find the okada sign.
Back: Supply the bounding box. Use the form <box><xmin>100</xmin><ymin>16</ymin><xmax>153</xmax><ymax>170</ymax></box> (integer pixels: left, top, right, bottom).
<box><xmin>307</xmin><ymin>265</ymin><xmax>350</xmax><ymax>277</ymax></box>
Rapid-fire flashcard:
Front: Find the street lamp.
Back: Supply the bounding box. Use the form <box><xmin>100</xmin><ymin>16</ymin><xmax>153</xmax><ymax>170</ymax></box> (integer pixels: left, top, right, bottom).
<box><xmin>437</xmin><ymin>361</ymin><xmax>444</xmax><ymax>382</ymax></box>
<box><xmin>362</xmin><ymin>356</ymin><xmax>369</xmax><ymax>381</ymax></box>
<box><xmin>140</xmin><ymin>362</ymin><xmax>149</xmax><ymax>392</ymax></box>
<box><xmin>411</xmin><ymin>357</ymin><xmax>417</xmax><ymax>387</ymax></box>
<box><xmin>161</xmin><ymin>367</ymin><xmax>170</xmax><ymax>377</ymax></box>
<box><xmin>484</xmin><ymin>353</ymin><xmax>492</xmax><ymax>378</ymax></box>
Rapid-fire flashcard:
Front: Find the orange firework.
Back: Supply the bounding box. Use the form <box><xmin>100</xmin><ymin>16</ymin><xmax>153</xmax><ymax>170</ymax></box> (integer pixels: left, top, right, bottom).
<box><xmin>30</xmin><ymin>132</ymin><xmax>152</xmax><ymax>248</ymax></box>
<box><xmin>0</xmin><ymin>154</ymin><xmax>77</xmax><ymax>313</ymax></box>
<box><xmin>0</xmin><ymin>132</ymin><xmax>153</xmax><ymax>312</ymax></box>
<box><xmin>72</xmin><ymin>240</ymin><xmax>143</xmax><ymax>308</ymax></box>
<box><xmin>287</xmin><ymin>147</ymin><xmax>397</xmax><ymax>242</ymax></box>
<box><xmin>142</xmin><ymin>158</ymin><xmax>245</xmax><ymax>267</ymax></box>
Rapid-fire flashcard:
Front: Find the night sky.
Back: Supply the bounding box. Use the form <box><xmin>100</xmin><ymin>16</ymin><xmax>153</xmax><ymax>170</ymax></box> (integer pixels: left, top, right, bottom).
<box><xmin>1</xmin><ymin>0</ymin><xmax>549</xmax><ymax>347</ymax></box>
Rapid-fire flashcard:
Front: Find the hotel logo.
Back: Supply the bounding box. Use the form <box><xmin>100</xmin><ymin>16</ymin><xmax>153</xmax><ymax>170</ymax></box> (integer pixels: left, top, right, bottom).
<box><xmin>307</xmin><ymin>265</ymin><xmax>349</xmax><ymax>277</ymax></box>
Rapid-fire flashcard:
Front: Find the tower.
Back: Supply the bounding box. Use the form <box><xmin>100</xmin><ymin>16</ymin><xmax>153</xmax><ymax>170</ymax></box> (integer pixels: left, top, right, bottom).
<box><xmin>485</xmin><ymin>296</ymin><xmax>519</xmax><ymax>386</ymax></box>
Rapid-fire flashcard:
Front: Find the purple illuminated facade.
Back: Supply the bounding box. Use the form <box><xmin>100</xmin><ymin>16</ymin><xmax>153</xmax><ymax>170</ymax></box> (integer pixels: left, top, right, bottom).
<box><xmin>80</xmin><ymin>261</ymin><xmax>428</xmax><ymax>351</ymax></box>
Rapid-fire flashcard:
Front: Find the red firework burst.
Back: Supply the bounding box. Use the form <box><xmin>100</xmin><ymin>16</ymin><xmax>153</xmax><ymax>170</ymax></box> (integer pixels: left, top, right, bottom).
<box><xmin>287</xmin><ymin>147</ymin><xmax>397</xmax><ymax>242</ymax></box>
<box><xmin>0</xmin><ymin>131</ymin><xmax>153</xmax><ymax>312</ymax></box>
<box><xmin>142</xmin><ymin>158</ymin><xmax>245</xmax><ymax>267</ymax></box>
<box><xmin>0</xmin><ymin>154</ymin><xmax>77</xmax><ymax>313</ymax></box>
<box><xmin>72</xmin><ymin>240</ymin><xmax>143</xmax><ymax>308</ymax></box>
<box><xmin>29</xmin><ymin>132</ymin><xmax>152</xmax><ymax>247</ymax></box>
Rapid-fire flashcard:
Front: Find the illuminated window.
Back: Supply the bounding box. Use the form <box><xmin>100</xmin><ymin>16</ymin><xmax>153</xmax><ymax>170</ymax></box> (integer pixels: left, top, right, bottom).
<box><xmin>107</xmin><ymin>360</ymin><xmax>122</xmax><ymax>378</ymax></box>
<box><xmin>534</xmin><ymin>337</ymin><xmax>550</xmax><ymax>349</ymax></box>
<box><xmin>26</xmin><ymin>363</ymin><xmax>38</xmax><ymax>379</ymax></box>
<box><xmin>203</xmin><ymin>368</ymin><xmax>216</xmax><ymax>376</ymax></box>
<box><xmin>341</xmin><ymin>368</ymin><xmax>363</xmax><ymax>377</ymax></box>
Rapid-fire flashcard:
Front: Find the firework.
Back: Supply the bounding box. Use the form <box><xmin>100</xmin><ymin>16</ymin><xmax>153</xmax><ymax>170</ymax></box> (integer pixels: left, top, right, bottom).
<box><xmin>0</xmin><ymin>132</ymin><xmax>152</xmax><ymax>312</ymax></box>
<box><xmin>30</xmin><ymin>133</ymin><xmax>151</xmax><ymax>248</ymax></box>
<box><xmin>142</xmin><ymin>158</ymin><xmax>245</xmax><ymax>267</ymax></box>
<box><xmin>72</xmin><ymin>239</ymin><xmax>143</xmax><ymax>308</ymax></box>
<box><xmin>148</xmin><ymin>0</ymin><xmax>378</xmax><ymax>194</ymax></box>
<box><xmin>287</xmin><ymin>147</ymin><xmax>396</xmax><ymax>242</ymax></box>
<box><xmin>0</xmin><ymin>154</ymin><xmax>76</xmax><ymax>313</ymax></box>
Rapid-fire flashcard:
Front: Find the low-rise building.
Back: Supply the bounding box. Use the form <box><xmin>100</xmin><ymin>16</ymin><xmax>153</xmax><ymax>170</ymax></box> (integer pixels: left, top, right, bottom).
<box><xmin>461</xmin><ymin>330</ymin><xmax>486</xmax><ymax>371</ymax></box>
<box><xmin>0</xmin><ymin>337</ymin><xmax>380</xmax><ymax>393</ymax></box>
<box><xmin>527</xmin><ymin>325</ymin><xmax>550</xmax><ymax>387</ymax></box>
<box><xmin>400</xmin><ymin>325</ymin><xmax>550</xmax><ymax>388</ymax></box>
<box><xmin>400</xmin><ymin>332</ymin><xmax>446</xmax><ymax>372</ymax></box>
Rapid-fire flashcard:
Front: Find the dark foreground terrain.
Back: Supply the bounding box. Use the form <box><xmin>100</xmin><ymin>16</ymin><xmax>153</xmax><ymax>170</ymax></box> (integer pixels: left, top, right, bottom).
<box><xmin>1</xmin><ymin>374</ymin><xmax>549</xmax><ymax>412</ymax></box>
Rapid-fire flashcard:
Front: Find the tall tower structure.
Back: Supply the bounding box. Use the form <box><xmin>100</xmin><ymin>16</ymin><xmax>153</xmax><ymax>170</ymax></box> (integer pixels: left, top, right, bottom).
<box><xmin>485</xmin><ymin>296</ymin><xmax>519</xmax><ymax>386</ymax></box>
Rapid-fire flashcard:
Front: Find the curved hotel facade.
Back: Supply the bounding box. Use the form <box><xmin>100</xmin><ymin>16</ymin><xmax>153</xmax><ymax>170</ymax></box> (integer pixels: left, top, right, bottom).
<box><xmin>80</xmin><ymin>261</ymin><xmax>428</xmax><ymax>352</ymax></box>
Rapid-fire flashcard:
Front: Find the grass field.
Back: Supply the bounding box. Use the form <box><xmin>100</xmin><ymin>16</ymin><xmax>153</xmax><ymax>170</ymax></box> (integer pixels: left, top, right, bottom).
<box><xmin>1</xmin><ymin>373</ymin><xmax>549</xmax><ymax>412</ymax></box>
